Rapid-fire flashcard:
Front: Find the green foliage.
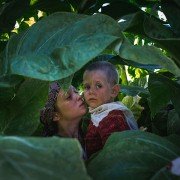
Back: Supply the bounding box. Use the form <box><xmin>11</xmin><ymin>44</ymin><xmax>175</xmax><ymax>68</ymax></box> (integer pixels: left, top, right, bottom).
<box><xmin>0</xmin><ymin>0</ymin><xmax>180</xmax><ymax>179</ymax></box>
<box><xmin>167</xmin><ymin>110</ymin><xmax>180</xmax><ymax>135</ymax></box>
<box><xmin>118</xmin><ymin>40</ymin><xmax>180</xmax><ymax>77</ymax></box>
<box><xmin>148</xmin><ymin>73</ymin><xmax>180</xmax><ymax>118</ymax></box>
<box><xmin>122</xmin><ymin>95</ymin><xmax>144</xmax><ymax>120</ymax></box>
<box><xmin>0</xmin><ymin>0</ymin><xmax>30</xmax><ymax>34</ymax></box>
<box><xmin>0</xmin><ymin>79</ymin><xmax>49</xmax><ymax>135</ymax></box>
<box><xmin>87</xmin><ymin>131</ymin><xmax>180</xmax><ymax>179</ymax></box>
<box><xmin>4</xmin><ymin>12</ymin><xmax>123</xmax><ymax>83</ymax></box>
<box><xmin>31</xmin><ymin>0</ymin><xmax>72</xmax><ymax>14</ymax></box>
<box><xmin>0</xmin><ymin>136</ymin><xmax>90</xmax><ymax>179</ymax></box>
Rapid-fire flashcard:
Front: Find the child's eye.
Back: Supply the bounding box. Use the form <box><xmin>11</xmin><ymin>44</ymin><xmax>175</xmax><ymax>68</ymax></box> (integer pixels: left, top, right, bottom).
<box><xmin>96</xmin><ymin>83</ymin><xmax>102</xmax><ymax>89</ymax></box>
<box><xmin>84</xmin><ymin>84</ymin><xmax>90</xmax><ymax>90</ymax></box>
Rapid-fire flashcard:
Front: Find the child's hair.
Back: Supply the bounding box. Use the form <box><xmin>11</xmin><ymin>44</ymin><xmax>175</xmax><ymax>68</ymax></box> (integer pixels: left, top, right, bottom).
<box><xmin>84</xmin><ymin>61</ymin><xmax>119</xmax><ymax>85</ymax></box>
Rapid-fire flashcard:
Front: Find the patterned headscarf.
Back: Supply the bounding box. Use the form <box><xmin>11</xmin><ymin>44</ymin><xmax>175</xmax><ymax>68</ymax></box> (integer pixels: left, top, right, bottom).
<box><xmin>40</xmin><ymin>82</ymin><xmax>60</xmax><ymax>136</ymax></box>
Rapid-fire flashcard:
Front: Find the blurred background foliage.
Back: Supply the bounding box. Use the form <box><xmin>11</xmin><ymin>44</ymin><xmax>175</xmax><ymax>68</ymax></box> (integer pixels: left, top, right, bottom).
<box><xmin>0</xmin><ymin>0</ymin><xmax>180</xmax><ymax>179</ymax></box>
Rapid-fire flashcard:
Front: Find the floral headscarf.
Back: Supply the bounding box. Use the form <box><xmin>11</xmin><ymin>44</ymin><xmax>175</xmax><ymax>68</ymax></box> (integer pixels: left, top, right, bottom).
<box><xmin>40</xmin><ymin>82</ymin><xmax>60</xmax><ymax>136</ymax></box>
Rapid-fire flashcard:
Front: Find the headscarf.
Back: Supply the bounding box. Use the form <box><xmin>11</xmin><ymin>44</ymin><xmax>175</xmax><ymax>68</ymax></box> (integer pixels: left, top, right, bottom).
<box><xmin>40</xmin><ymin>82</ymin><xmax>60</xmax><ymax>136</ymax></box>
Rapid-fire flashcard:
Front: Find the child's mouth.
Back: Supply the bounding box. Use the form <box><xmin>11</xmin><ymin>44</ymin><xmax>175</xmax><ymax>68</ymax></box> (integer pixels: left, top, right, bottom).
<box><xmin>88</xmin><ymin>98</ymin><xmax>97</xmax><ymax>103</ymax></box>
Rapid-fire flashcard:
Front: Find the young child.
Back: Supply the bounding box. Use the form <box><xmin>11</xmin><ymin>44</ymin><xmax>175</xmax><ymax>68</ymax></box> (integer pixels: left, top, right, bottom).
<box><xmin>83</xmin><ymin>61</ymin><xmax>138</xmax><ymax>158</ymax></box>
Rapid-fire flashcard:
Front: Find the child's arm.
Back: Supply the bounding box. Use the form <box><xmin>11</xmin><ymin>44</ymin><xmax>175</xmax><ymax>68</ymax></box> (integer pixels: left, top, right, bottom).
<box><xmin>98</xmin><ymin>110</ymin><xmax>130</xmax><ymax>146</ymax></box>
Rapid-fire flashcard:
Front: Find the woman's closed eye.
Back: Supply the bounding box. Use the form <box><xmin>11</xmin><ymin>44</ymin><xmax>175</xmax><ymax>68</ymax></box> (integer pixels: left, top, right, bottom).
<box><xmin>66</xmin><ymin>95</ymin><xmax>71</xmax><ymax>100</ymax></box>
<box><xmin>63</xmin><ymin>91</ymin><xmax>71</xmax><ymax>100</ymax></box>
<box><xmin>64</xmin><ymin>93</ymin><xmax>71</xmax><ymax>100</ymax></box>
<box><xmin>72</xmin><ymin>87</ymin><xmax>79</xmax><ymax>94</ymax></box>
<box><xmin>64</xmin><ymin>87</ymin><xmax>77</xmax><ymax>100</ymax></box>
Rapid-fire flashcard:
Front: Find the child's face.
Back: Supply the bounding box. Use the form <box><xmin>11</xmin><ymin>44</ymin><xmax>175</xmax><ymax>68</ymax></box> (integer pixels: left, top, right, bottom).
<box><xmin>83</xmin><ymin>70</ymin><xmax>114</xmax><ymax>109</ymax></box>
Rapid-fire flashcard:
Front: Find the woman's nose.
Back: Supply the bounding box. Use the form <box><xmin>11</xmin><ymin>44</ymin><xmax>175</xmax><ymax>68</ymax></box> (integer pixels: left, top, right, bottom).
<box><xmin>76</xmin><ymin>93</ymin><xmax>82</xmax><ymax>101</ymax></box>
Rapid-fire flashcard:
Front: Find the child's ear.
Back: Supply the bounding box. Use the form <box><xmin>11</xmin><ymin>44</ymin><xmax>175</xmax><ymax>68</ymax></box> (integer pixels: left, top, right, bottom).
<box><xmin>53</xmin><ymin>112</ymin><xmax>61</xmax><ymax>122</ymax></box>
<box><xmin>111</xmin><ymin>84</ymin><xmax>120</xmax><ymax>98</ymax></box>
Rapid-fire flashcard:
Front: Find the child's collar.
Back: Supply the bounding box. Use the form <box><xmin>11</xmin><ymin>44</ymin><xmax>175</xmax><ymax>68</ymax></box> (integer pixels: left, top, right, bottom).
<box><xmin>89</xmin><ymin>102</ymin><xmax>138</xmax><ymax>130</ymax></box>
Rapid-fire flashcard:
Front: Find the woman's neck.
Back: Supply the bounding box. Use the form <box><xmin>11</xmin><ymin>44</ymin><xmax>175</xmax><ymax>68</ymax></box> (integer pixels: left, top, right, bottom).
<box><xmin>57</xmin><ymin>118</ymin><xmax>80</xmax><ymax>138</ymax></box>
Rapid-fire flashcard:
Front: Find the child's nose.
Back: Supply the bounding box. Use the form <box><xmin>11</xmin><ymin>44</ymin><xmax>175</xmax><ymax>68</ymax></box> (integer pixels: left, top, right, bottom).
<box><xmin>89</xmin><ymin>87</ymin><xmax>95</xmax><ymax>94</ymax></box>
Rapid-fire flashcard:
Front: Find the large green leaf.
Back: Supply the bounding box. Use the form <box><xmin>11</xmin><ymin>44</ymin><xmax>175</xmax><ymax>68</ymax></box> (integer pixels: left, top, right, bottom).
<box><xmin>0</xmin><ymin>136</ymin><xmax>90</xmax><ymax>179</ymax></box>
<box><xmin>87</xmin><ymin>131</ymin><xmax>180</xmax><ymax>180</ymax></box>
<box><xmin>5</xmin><ymin>12</ymin><xmax>123</xmax><ymax>81</ymax></box>
<box><xmin>0</xmin><ymin>87</ymin><xmax>15</xmax><ymax>104</ymax></box>
<box><xmin>167</xmin><ymin>109</ymin><xmax>180</xmax><ymax>135</ymax></box>
<box><xmin>0</xmin><ymin>75</ymin><xmax>23</xmax><ymax>88</ymax></box>
<box><xmin>118</xmin><ymin>11</ymin><xmax>146</xmax><ymax>34</ymax></box>
<box><xmin>119</xmin><ymin>10</ymin><xmax>180</xmax><ymax>68</ymax></box>
<box><xmin>148</xmin><ymin>73</ymin><xmax>180</xmax><ymax>118</ymax></box>
<box><xmin>0</xmin><ymin>79</ymin><xmax>49</xmax><ymax>135</ymax></box>
<box><xmin>144</xmin><ymin>16</ymin><xmax>180</xmax><ymax>67</ymax></box>
<box><xmin>150</xmin><ymin>164</ymin><xmax>179</xmax><ymax>179</ymax></box>
<box><xmin>121</xmin><ymin>84</ymin><xmax>149</xmax><ymax>97</ymax></box>
<box><xmin>161</xmin><ymin>0</ymin><xmax>180</xmax><ymax>36</ymax></box>
<box><xmin>118</xmin><ymin>39</ymin><xmax>180</xmax><ymax>77</ymax></box>
<box><xmin>111</xmin><ymin>55</ymin><xmax>161</xmax><ymax>71</ymax></box>
<box><xmin>166</xmin><ymin>134</ymin><xmax>180</xmax><ymax>149</ymax></box>
<box><xmin>0</xmin><ymin>106</ymin><xmax>8</xmax><ymax>134</ymax></box>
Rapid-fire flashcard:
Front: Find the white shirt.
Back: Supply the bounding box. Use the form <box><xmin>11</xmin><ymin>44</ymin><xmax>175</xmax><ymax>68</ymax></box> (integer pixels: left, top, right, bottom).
<box><xmin>89</xmin><ymin>101</ymin><xmax>138</xmax><ymax>129</ymax></box>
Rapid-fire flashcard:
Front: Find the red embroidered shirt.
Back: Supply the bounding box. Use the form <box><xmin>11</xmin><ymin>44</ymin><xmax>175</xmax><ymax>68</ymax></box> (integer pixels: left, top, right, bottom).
<box><xmin>85</xmin><ymin>110</ymin><xmax>130</xmax><ymax>158</ymax></box>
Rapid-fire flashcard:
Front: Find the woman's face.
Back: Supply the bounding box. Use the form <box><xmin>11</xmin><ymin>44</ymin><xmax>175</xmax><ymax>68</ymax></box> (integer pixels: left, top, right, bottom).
<box><xmin>55</xmin><ymin>86</ymin><xmax>87</xmax><ymax>120</ymax></box>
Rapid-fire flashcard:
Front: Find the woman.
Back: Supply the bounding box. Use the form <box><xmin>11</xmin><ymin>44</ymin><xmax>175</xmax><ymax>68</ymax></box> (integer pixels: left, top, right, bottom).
<box><xmin>40</xmin><ymin>82</ymin><xmax>87</xmax><ymax>142</ymax></box>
